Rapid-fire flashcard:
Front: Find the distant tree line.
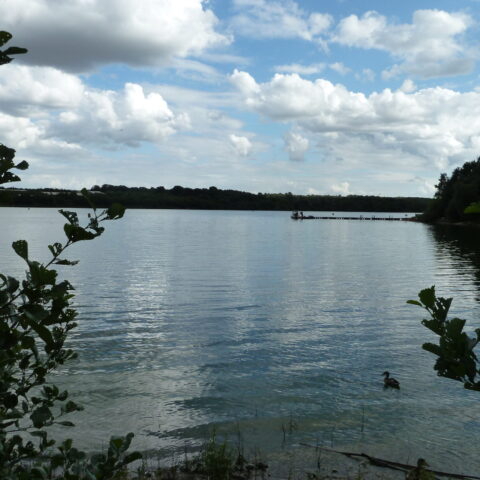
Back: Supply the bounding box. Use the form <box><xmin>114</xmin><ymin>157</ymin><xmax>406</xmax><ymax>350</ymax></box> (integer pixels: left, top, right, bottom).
<box><xmin>0</xmin><ymin>184</ymin><xmax>430</xmax><ymax>212</ymax></box>
<box><xmin>422</xmin><ymin>157</ymin><xmax>480</xmax><ymax>223</ymax></box>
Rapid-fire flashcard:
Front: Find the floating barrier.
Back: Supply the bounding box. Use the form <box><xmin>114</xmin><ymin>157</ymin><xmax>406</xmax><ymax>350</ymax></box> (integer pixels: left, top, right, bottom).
<box><xmin>291</xmin><ymin>213</ymin><xmax>414</xmax><ymax>221</ymax></box>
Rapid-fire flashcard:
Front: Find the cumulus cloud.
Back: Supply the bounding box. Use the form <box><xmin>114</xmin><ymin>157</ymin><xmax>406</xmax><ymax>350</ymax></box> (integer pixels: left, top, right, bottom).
<box><xmin>331</xmin><ymin>182</ymin><xmax>350</xmax><ymax>195</ymax></box>
<box><xmin>229</xmin><ymin>134</ymin><xmax>252</xmax><ymax>156</ymax></box>
<box><xmin>230</xmin><ymin>70</ymin><xmax>480</xmax><ymax>170</ymax></box>
<box><xmin>0</xmin><ymin>65</ymin><xmax>189</xmax><ymax>150</ymax></box>
<box><xmin>0</xmin><ymin>0</ymin><xmax>230</xmax><ymax>72</ymax></box>
<box><xmin>57</xmin><ymin>83</ymin><xmax>190</xmax><ymax>147</ymax></box>
<box><xmin>284</xmin><ymin>131</ymin><xmax>309</xmax><ymax>161</ymax></box>
<box><xmin>0</xmin><ymin>65</ymin><xmax>84</xmax><ymax>115</ymax></box>
<box><xmin>231</xmin><ymin>0</ymin><xmax>332</xmax><ymax>42</ymax></box>
<box><xmin>333</xmin><ymin>10</ymin><xmax>474</xmax><ymax>78</ymax></box>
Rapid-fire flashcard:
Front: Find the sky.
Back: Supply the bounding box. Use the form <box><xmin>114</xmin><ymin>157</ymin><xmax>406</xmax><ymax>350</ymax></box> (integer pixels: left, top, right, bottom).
<box><xmin>1</xmin><ymin>0</ymin><xmax>480</xmax><ymax>197</ymax></box>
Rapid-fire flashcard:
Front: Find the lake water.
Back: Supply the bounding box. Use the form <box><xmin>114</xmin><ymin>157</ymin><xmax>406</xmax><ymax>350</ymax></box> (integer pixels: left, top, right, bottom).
<box><xmin>2</xmin><ymin>208</ymin><xmax>480</xmax><ymax>474</ymax></box>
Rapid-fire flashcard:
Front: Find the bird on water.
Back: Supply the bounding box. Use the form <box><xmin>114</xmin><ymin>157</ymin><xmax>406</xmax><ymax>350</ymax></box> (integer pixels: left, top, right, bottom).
<box><xmin>406</xmin><ymin>458</ymin><xmax>433</xmax><ymax>480</ymax></box>
<box><xmin>382</xmin><ymin>371</ymin><xmax>400</xmax><ymax>389</ymax></box>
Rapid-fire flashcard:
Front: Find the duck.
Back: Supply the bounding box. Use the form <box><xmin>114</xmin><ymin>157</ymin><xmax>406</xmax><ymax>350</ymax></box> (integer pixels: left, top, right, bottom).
<box><xmin>382</xmin><ymin>371</ymin><xmax>400</xmax><ymax>389</ymax></box>
<box><xmin>406</xmin><ymin>458</ymin><xmax>434</xmax><ymax>480</ymax></box>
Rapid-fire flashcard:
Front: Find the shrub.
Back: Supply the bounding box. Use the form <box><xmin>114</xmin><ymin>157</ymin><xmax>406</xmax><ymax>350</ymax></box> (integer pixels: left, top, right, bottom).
<box><xmin>0</xmin><ymin>32</ymin><xmax>141</xmax><ymax>479</ymax></box>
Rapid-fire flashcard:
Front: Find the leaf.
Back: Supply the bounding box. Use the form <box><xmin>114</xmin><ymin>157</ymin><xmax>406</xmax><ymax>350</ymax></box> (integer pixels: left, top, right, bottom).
<box><xmin>30</xmin><ymin>405</ymin><xmax>53</xmax><ymax>428</ymax></box>
<box><xmin>64</xmin><ymin>223</ymin><xmax>96</xmax><ymax>242</ymax></box>
<box><xmin>48</xmin><ymin>242</ymin><xmax>63</xmax><ymax>257</ymax></box>
<box><xmin>23</xmin><ymin>310</ymin><xmax>54</xmax><ymax>346</ymax></box>
<box><xmin>422</xmin><ymin>342</ymin><xmax>442</xmax><ymax>356</ymax></box>
<box><xmin>122</xmin><ymin>451</ymin><xmax>142</xmax><ymax>465</ymax></box>
<box><xmin>5</xmin><ymin>275</ymin><xmax>19</xmax><ymax>293</ymax></box>
<box><xmin>29</xmin><ymin>261</ymin><xmax>57</xmax><ymax>286</ymax></box>
<box><xmin>21</xmin><ymin>335</ymin><xmax>35</xmax><ymax>349</ymax></box>
<box><xmin>30</xmin><ymin>466</ymin><xmax>48</xmax><ymax>479</ymax></box>
<box><xmin>0</xmin><ymin>31</ymin><xmax>12</xmax><ymax>47</ymax></box>
<box><xmin>15</xmin><ymin>160</ymin><xmax>29</xmax><ymax>170</ymax></box>
<box><xmin>0</xmin><ymin>171</ymin><xmax>21</xmax><ymax>183</ymax></box>
<box><xmin>106</xmin><ymin>203</ymin><xmax>125</xmax><ymax>220</ymax></box>
<box><xmin>54</xmin><ymin>259</ymin><xmax>79</xmax><ymax>266</ymax></box>
<box><xmin>3</xmin><ymin>46</ymin><xmax>28</xmax><ymax>56</ymax></box>
<box><xmin>12</xmin><ymin>239</ymin><xmax>28</xmax><ymax>261</ymax></box>
<box><xmin>419</xmin><ymin>286</ymin><xmax>436</xmax><ymax>309</ymax></box>
<box><xmin>23</xmin><ymin>304</ymin><xmax>49</xmax><ymax>322</ymax></box>
<box><xmin>59</xmin><ymin>209</ymin><xmax>79</xmax><ymax>225</ymax></box>
<box><xmin>446</xmin><ymin>317</ymin><xmax>466</xmax><ymax>340</ymax></box>
<box><xmin>406</xmin><ymin>300</ymin><xmax>422</xmax><ymax>307</ymax></box>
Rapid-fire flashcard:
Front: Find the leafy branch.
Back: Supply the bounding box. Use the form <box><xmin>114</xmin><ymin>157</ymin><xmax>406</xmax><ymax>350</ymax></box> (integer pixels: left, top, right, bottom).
<box><xmin>408</xmin><ymin>286</ymin><xmax>480</xmax><ymax>391</ymax></box>
<box><xmin>0</xmin><ymin>31</ymin><xmax>141</xmax><ymax>480</ymax></box>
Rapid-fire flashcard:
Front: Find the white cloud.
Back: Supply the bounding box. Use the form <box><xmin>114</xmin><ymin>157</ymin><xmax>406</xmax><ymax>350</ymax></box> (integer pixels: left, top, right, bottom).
<box><xmin>231</xmin><ymin>0</ymin><xmax>332</xmax><ymax>41</ymax></box>
<box><xmin>399</xmin><ymin>79</ymin><xmax>417</xmax><ymax>93</ymax></box>
<box><xmin>275</xmin><ymin>63</ymin><xmax>325</xmax><ymax>75</ymax></box>
<box><xmin>56</xmin><ymin>83</ymin><xmax>190</xmax><ymax>147</ymax></box>
<box><xmin>0</xmin><ymin>65</ymin><xmax>189</xmax><ymax>150</ymax></box>
<box><xmin>329</xmin><ymin>62</ymin><xmax>351</xmax><ymax>75</ymax></box>
<box><xmin>229</xmin><ymin>134</ymin><xmax>252</xmax><ymax>156</ymax></box>
<box><xmin>284</xmin><ymin>131</ymin><xmax>309</xmax><ymax>161</ymax></box>
<box><xmin>331</xmin><ymin>182</ymin><xmax>350</xmax><ymax>195</ymax></box>
<box><xmin>231</xmin><ymin>70</ymin><xmax>480</xmax><ymax>171</ymax></box>
<box><xmin>0</xmin><ymin>65</ymin><xmax>84</xmax><ymax>114</ymax></box>
<box><xmin>333</xmin><ymin>10</ymin><xmax>474</xmax><ymax>78</ymax></box>
<box><xmin>0</xmin><ymin>0</ymin><xmax>231</xmax><ymax>72</ymax></box>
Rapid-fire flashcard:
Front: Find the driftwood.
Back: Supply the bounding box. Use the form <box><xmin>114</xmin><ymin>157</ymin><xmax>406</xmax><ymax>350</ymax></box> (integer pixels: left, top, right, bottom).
<box><xmin>299</xmin><ymin>443</ymin><xmax>480</xmax><ymax>480</ymax></box>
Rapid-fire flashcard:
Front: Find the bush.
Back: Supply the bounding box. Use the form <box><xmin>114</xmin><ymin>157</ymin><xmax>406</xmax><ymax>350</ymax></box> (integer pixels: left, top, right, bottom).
<box><xmin>0</xmin><ymin>32</ymin><xmax>141</xmax><ymax>479</ymax></box>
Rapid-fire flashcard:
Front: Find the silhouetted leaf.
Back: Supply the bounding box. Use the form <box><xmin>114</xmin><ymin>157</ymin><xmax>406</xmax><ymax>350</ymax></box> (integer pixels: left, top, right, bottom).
<box><xmin>12</xmin><ymin>239</ymin><xmax>28</xmax><ymax>261</ymax></box>
<box><xmin>59</xmin><ymin>209</ymin><xmax>79</xmax><ymax>225</ymax></box>
<box><xmin>54</xmin><ymin>259</ymin><xmax>79</xmax><ymax>266</ymax></box>
<box><xmin>123</xmin><ymin>451</ymin><xmax>142</xmax><ymax>464</ymax></box>
<box><xmin>406</xmin><ymin>300</ymin><xmax>422</xmax><ymax>307</ymax></box>
<box><xmin>419</xmin><ymin>286</ymin><xmax>436</xmax><ymax>309</ymax></box>
<box><xmin>15</xmin><ymin>160</ymin><xmax>29</xmax><ymax>170</ymax></box>
<box><xmin>64</xmin><ymin>224</ymin><xmax>96</xmax><ymax>242</ymax></box>
<box><xmin>0</xmin><ymin>31</ymin><xmax>12</xmax><ymax>47</ymax></box>
<box><xmin>31</xmin><ymin>405</ymin><xmax>53</xmax><ymax>428</ymax></box>
<box><xmin>106</xmin><ymin>203</ymin><xmax>125</xmax><ymax>220</ymax></box>
<box><xmin>3</xmin><ymin>46</ymin><xmax>28</xmax><ymax>55</ymax></box>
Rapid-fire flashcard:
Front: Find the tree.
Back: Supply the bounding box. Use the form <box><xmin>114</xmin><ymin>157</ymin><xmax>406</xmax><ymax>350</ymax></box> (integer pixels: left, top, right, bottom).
<box><xmin>408</xmin><ymin>287</ymin><xmax>480</xmax><ymax>391</ymax></box>
<box><xmin>0</xmin><ymin>32</ymin><xmax>141</xmax><ymax>479</ymax></box>
<box><xmin>423</xmin><ymin>157</ymin><xmax>480</xmax><ymax>222</ymax></box>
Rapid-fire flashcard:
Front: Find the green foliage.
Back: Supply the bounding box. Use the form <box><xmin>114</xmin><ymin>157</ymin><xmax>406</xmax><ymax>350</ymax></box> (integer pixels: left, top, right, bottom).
<box><xmin>0</xmin><ymin>32</ymin><xmax>140</xmax><ymax>479</ymax></box>
<box><xmin>408</xmin><ymin>286</ymin><xmax>480</xmax><ymax>390</ymax></box>
<box><xmin>0</xmin><ymin>31</ymin><xmax>27</xmax><ymax>66</ymax></box>
<box><xmin>423</xmin><ymin>157</ymin><xmax>480</xmax><ymax>222</ymax></box>
<box><xmin>464</xmin><ymin>201</ymin><xmax>480</xmax><ymax>214</ymax></box>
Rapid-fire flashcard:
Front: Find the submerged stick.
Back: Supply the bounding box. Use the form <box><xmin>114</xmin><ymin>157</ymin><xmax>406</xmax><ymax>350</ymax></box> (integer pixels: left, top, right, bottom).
<box><xmin>299</xmin><ymin>444</ymin><xmax>480</xmax><ymax>480</ymax></box>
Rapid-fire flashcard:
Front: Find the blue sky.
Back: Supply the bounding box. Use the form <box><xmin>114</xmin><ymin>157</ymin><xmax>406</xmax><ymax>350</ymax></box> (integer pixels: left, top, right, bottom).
<box><xmin>1</xmin><ymin>0</ymin><xmax>480</xmax><ymax>196</ymax></box>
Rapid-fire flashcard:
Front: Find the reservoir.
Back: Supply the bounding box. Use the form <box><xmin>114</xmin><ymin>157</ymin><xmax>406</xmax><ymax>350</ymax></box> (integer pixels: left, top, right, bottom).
<box><xmin>2</xmin><ymin>208</ymin><xmax>480</xmax><ymax>473</ymax></box>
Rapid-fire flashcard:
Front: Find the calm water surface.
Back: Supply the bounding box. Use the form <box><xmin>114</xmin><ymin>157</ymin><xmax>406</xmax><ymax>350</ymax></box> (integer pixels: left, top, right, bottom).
<box><xmin>2</xmin><ymin>208</ymin><xmax>480</xmax><ymax>473</ymax></box>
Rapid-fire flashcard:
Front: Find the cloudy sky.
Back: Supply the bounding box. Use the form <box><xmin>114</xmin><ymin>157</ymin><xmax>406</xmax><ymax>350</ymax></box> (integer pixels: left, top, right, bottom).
<box><xmin>1</xmin><ymin>0</ymin><xmax>480</xmax><ymax>196</ymax></box>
